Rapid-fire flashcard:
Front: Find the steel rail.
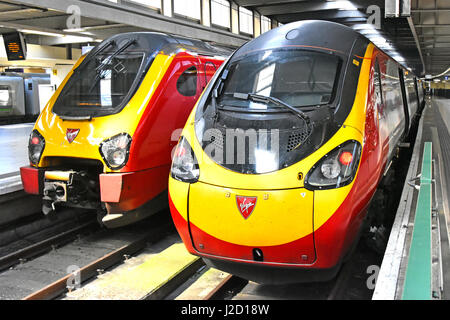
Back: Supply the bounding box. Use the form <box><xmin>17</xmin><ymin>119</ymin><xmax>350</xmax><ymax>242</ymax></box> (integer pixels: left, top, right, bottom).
<box><xmin>23</xmin><ymin>222</ymin><xmax>170</xmax><ymax>300</ymax></box>
<box><xmin>0</xmin><ymin>220</ymin><xmax>98</xmax><ymax>271</ymax></box>
<box><xmin>203</xmin><ymin>274</ymin><xmax>248</xmax><ymax>300</ymax></box>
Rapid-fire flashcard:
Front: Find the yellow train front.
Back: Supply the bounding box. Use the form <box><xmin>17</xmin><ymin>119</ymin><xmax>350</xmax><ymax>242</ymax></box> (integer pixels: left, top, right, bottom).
<box><xmin>20</xmin><ymin>32</ymin><xmax>226</xmax><ymax>228</ymax></box>
<box><xmin>169</xmin><ymin>21</ymin><xmax>421</xmax><ymax>283</ymax></box>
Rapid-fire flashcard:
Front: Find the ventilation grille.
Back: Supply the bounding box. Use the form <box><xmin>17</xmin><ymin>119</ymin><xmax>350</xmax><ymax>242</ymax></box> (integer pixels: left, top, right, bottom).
<box><xmin>287</xmin><ymin>130</ymin><xmax>310</xmax><ymax>152</ymax></box>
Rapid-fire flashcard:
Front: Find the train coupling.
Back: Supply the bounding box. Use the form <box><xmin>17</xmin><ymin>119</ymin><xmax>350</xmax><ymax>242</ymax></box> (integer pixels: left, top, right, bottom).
<box><xmin>42</xmin><ymin>170</ymin><xmax>100</xmax><ymax>214</ymax></box>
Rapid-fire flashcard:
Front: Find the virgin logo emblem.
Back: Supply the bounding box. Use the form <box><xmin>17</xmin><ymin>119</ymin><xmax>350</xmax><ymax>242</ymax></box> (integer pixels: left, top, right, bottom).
<box><xmin>236</xmin><ymin>196</ymin><xmax>257</xmax><ymax>219</ymax></box>
<box><xmin>66</xmin><ymin>129</ymin><xmax>80</xmax><ymax>143</ymax></box>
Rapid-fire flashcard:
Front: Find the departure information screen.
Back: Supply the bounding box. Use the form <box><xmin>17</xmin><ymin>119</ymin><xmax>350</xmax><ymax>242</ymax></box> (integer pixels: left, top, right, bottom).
<box><xmin>3</xmin><ymin>32</ymin><xmax>27</xmax><ymax>61</ymax></box>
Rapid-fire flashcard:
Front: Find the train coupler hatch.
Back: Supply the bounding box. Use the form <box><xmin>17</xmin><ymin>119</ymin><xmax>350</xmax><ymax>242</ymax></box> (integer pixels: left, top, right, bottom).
<box><xmin>42</xmin><ymin>170</ymin><xmax>100</xmax><ymax>213</ymax></box>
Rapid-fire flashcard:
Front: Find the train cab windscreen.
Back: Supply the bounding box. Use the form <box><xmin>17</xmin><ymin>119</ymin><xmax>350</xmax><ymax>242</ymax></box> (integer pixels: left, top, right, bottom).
<box><xmin>53</xmin><ymin>39</ymin><xmax>154</xmax><ymax>118</ymax></box>
<box><xmin>195</xmin><ymin>49</ymin><xmax>343</xmax><ymax>174</ymax></box>
<box><xmin>218</xmin><ymin>49</ymin><xmax>340</xmax><ymax>109</ymax></box>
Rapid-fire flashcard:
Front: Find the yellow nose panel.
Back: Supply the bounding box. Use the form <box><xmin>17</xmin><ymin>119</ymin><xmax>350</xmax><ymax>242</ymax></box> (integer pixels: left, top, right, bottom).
<box><xmin>188</xmin><ymin>182</ymin><xmax>314</xmax><ymax>247</ymax></box>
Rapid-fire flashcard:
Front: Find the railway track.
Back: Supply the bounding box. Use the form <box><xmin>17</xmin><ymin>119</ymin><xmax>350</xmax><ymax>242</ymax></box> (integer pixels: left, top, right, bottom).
<box><xmin>197</xmin><ymin>241</ymin><xmax>381</xmax><ymax>301</ymax></box>
<box><xmin>0</xmin><ymin>144</ymin><xmax>408</xmax><ymax>301</ymax></box>
<box><xmin>60</xmin><ymin>235</ymin><xmax>381</xmax><ymax>301</ymax></box>
<box><xmin>0</xmin><ymin>210</ymin><xmax>173</xmax><ymax>300</ymax></box>
<box><xmin>0</xmin><ymin>210</ymin><xmax>381</xmax><ymax>301</ymax></box>
<box><xmin>0</xmin><ymin>205</ymin><xmax>97</xmax><ymax>269</ymax></box>
<box><xmin>0</xmin><ymin>192</ymin><xmax>384</xmax><ymax>301</ymax></box>
<box><xmin>0</xmin><ymin>161</ymin><xmax>400</xmax><ymax>302</ymax></box>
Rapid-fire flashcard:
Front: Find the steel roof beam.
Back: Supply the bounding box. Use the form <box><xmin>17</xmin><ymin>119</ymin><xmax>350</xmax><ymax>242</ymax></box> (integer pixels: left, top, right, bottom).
<box><xmin>0</xmin><ymin>8</ymin><xmax>43</xmax><ymax>15</ymax></box>
<box><xmin>412</xmin><ymin>8</ymin><xmax>450</xmax><ymax>12</ymax></box>
<box><xmin>272</xmin><ymin>9</ymin><xmax>367</xmax><ymax>24</ymax></box>
<box><xmin>253</xmin><ymin>1</ymin><xmax>365</xmax><ymax>17</ymax></box>
<box><xmin>233</xmin><ymin>0</ymin><xmax>302</xmax><ymax>7</ymax></box>
<box><xmin>407</xmin><ymin>16</ymin><xmax>425</xmax><ymax>73</ymax></box>
<box><xmin>415</xmin><ymin>24</ymin><xmax>450</xmax><ymax>27</ymax></box>
<box><xmin>4</xmin><ymin>0</ymin><xmax>250</xmax><ymax>47</ymax></box>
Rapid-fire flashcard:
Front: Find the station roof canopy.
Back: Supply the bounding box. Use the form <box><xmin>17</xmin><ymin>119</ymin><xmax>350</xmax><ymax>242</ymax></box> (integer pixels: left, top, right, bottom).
<box><xmin>0</xmin><ymin>0</ymin><xmax>250</xmax><ymax>52</ymax></box>
<box><xmin>0</xmin><ymin>0</ymin><xmax>447</xmax><ymax>76</ymax></box>
<box><xmin>235</xmin><ymin>0</ymin><xmax>450</xmax><ymax>76</ymax></box>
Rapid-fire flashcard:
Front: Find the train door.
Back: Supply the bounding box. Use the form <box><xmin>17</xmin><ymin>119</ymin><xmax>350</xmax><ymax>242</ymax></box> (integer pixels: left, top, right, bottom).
<box><xmin>372</xmin><ymin>58</ymin><xmax>388</xmax><ymax>174</ymax></box>
<box><xmin>379</xmin><ymin>59</ymin><xmax>405</xmax><ymax>167</ymax></box>
<box><xmin>135</xmin><ymin>54</ymin><xmax>204</xmax><ymax>169</ymax></box>
<box><xmin>168</xmin><ymin>58</ymin><xmax>203</xmax><ymax>149</ymax></box>
<box><xmin>414</xmin><ymin>77</ymin><xmax>425</xmax><ymax>114</ymax></box>
<box><xmin>374</xmin><ymin>59</ymin><xmax>389</xmax><ymax>160</ymax></box>
<box><xmin>398</xmin><ymin>68</ymin><xmax>410</xmax><ymax>137</ymax></box>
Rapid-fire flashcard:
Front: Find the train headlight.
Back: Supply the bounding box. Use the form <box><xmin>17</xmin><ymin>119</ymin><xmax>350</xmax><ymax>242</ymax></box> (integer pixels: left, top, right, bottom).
<box><xmin>28</xmin><ymin>129</ymin><xmax>45</xmax><ymax>165</ymax></box>
<box><xmin>305</xmin><ymin>140</ymin><xmax>361</xmax><ymax>190</ymax></box>
<box><xmin>99</xmin><ymin>133</ymin><xmax>132</xmax><ymax>170</ymax></box>
<box><xmin>320</xmin><ymin>159</ymin><xmax>341</xmax><ymax>179</ymax></box>
<box><xmin>171</xmin><ymin>137</ymin><xmax>199</xmax><ymax>183</ymax></box>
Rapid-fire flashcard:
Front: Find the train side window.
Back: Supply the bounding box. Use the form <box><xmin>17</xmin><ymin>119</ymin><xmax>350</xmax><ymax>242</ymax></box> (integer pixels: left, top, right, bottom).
<box><xmin>177</xmin><ymin>66</ymin><xmax>198</xmax><ymax>97</ymax></box>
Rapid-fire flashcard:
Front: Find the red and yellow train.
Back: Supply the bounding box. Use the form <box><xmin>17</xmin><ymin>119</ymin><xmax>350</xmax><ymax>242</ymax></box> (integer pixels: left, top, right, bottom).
<box><xmin>169</xmin><ymin>20</ymin><xmax>425</xmax><ymax>283</ymax></box>
<box><xmin>20</xmin><ymin>32</ymin><xmax>227</xmax><ymax>228</ymax></box>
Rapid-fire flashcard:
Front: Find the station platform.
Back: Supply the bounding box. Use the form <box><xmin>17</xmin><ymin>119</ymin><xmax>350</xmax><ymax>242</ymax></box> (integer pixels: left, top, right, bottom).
<box><xmin>373</xmin><ymin>97</ymin><xmax>450</xmax><ymax>300</ymax></box>
<box><xmin>0</xmin><ymin>123</ymin><xmax>33</xmax><ymax>195</ymax></box>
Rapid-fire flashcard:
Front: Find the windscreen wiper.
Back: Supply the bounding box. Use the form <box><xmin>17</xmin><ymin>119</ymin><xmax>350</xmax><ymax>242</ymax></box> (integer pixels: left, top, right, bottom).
<box><xmin>234</xmin><ymin>92</ymin><xmax>311</xmax><ymax>126</ymax></box>
<box><xmin>95</xmin><ymin>38</ymin><xmax>136</xmax><ymax>72</ymax></box>
<box><xmin>74</xmin><ymin>40</ymin><xmax>115</xmax><ymax>72</ymax></box>
<box><xmin>89</xmin><ymin>39</ymin><xmax>137</xmax><ymax>93</ymax></box>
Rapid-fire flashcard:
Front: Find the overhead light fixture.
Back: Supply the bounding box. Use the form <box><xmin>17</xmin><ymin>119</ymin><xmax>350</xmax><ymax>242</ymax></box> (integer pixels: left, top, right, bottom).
<box><xmin>63</xmin><ymin>27</ymin><xmax>85</xmax><ymax>32</ymax></box>
<box><xmin>62</xmin><ymin>28</ymin><xmax>94</xmax><ymax>36</ymax></box>
<box><xmin>335</xmin><ymin>0</ymin><xmax>358</xmax><ymax>11</ymax></box>
<box><xmin>20</xmin><ymin>29</ymin><xmax>64</xmax><ymax>37</ymax></box>
<box><xmin>352</xmin><ymin>24</ymin><xmax>377</xmax><ymax>31</ymax></box>
<box><xmin>62</xmin><ymin>35</ymin><xmax>95</xmax><ymax>43</ymax></box>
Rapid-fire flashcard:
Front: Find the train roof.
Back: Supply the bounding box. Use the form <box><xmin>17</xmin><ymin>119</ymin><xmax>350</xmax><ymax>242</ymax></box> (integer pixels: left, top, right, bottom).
<box><xmin>232</xmin><ymin>20</ymin><xmax>413</xmax><ymax>74</ymax></box>
<box><xmin>94</xmin><ymin>32</ymin><xmax>232</xmax><ymax>58</ymax></box>
<box><xmin>233</xmin><ymin>20</ymin><xmax>367</xmax><ymax>60</ymax></box>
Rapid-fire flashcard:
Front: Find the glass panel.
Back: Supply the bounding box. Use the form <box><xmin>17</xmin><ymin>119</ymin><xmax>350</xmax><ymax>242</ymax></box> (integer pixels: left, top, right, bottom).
<box><xmin>128</xmin><ymin>0</ymin><xmax>161</xmax><ymax>9</ymax></box>
<box><xmin>53</xmin><ymin>43</ymin><xmax>147</xmax><ymax>116</ymax></box>
<box><xmin>174</xmin><ymin>0</ymin><xmax>201</xmax><ymax>20</ymax></box>
<box><xmin>211</xmin><ymin>0</ymin><xmax>231</xmax><ymax>28</ymax></box>
<box><xmin>261</xmin><ymin>15</ymin><xmax>271</xmax><ymax>34</ymax></box>
<box><xmin>374</xmin><ymin>59</ymin><xmax>384</xmax><ymax>115</ymax></box>
<box><xmin>177</xmin><ymin>66</ymin><xmax>198</xmax><ymax>97</ymax></box>
<box><xmin>219</xmin><ymin>49</ymin><xmax>340</xmax><ymax>109</ymax></box>
<box><xmin>239</xmin><ymin>6</ymin><xmax>253</xmax><ymax>35</ymax></box>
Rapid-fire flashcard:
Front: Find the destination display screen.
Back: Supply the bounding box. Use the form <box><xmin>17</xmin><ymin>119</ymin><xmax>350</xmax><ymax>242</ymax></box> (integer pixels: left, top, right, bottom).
<box><xmin>3</xmin><ymin>32</ymin><xmax>27</xmax><ymax>61</ymax></box>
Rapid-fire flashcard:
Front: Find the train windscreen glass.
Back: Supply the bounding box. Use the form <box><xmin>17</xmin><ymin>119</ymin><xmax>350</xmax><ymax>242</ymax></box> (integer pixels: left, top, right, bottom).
<box><xmin>218</xmin><ymin>49</ymin><xmax>340</xmax><ymax>109</ymax></box>
<box><xmin>53</xmin><ymin>41</ymin><xmax>153</xmax><ymax>118</ymax></box>
<box><xmin>195</xmin><ymin>49</ymin><xmax>343</xmax><ymax>174</ymax></box>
